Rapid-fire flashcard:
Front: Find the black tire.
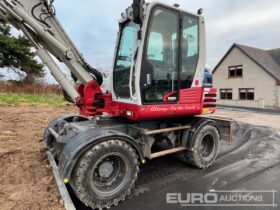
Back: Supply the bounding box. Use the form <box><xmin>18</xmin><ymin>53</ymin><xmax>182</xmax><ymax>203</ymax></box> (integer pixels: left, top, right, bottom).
<box><xmin>71</xmin><ymin>140</ymin><xmax>139</xmax><ymax>210</ymax></box>
<box><xmin>178</xmin><ymin>124</ymin><xmax>220</xmax><ymax>169</ymax></box>
<box><xmin>44</xmin><ymin>114</ymin><xmax>89</xmax><ymax>158</ymax></box>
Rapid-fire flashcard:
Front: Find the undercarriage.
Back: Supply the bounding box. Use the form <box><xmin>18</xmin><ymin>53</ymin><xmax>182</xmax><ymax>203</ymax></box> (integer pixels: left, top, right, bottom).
<box><xmin>44</xmin><ymin>114</ymin><xmax>232</xmax><ymax>209</ymax></box>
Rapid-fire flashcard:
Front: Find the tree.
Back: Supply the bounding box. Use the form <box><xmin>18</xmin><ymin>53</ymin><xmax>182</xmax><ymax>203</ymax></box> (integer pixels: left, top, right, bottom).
<box><xmin>0</xmin><ymin>19</ymin><xmax>44</xmax><ymax>83</ymax></box>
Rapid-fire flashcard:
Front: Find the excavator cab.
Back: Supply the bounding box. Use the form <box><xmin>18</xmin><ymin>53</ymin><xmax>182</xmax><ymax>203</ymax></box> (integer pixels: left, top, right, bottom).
<box><xmin>113</xmin><ymin>2</ymin><xmax>206</xmax><ymax>105</ymax></box>
<box><xmin>111</xmin><ymin>2</ymin><xmax>214</xmax><ymax>120</ymax></box>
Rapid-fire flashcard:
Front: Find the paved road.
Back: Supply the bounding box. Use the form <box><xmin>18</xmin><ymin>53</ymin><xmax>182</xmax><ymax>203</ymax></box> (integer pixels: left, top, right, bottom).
<box><xmin>213</xmin><ymin>108</ymin><xmax>280</xmax><ymax>130</ymax></box>
<box><xmin>71</xmin><ymin>122</ymin><xmax>280</xmax><ymax>210</ymax></box>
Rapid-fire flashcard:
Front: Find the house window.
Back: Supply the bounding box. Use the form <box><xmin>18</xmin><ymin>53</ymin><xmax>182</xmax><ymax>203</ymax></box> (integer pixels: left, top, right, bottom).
<box><xmin>220</xmin><ymin>89</ymin><xmax>233</xmax><ymax>100</ymax></box>
<box><xmin>239</xmin><ymin>88</ymin><xmax>254</xmax><ymax>100</ymax></box>
<box><xmin>229</xmin><ymin>65</ymin><xmax>243</xmax><ymax>78</ymax></box>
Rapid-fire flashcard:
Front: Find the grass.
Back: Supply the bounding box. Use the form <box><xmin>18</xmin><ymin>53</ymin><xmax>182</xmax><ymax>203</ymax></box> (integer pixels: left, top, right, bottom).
<box><xmin>0</xmin><ymin>81</ymin><xmax>62</xmax><ymax>95</ymax></box>
<box><xmin>0</xmin><ymin>92</ymin><xmax>66</xmax><ymax>105</ymax></box>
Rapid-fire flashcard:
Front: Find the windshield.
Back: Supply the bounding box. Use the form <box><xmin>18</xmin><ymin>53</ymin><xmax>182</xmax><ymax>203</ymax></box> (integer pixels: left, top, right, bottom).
<box><xmin>113</xmin><ymin>22</ymin><xmax>138</xmax><ymax>99</ymax></box>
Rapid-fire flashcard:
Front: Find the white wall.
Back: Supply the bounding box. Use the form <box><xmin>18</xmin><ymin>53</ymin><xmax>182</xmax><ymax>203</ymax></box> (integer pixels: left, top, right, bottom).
<box><xmin>275</xmin><ymin>85</ymin><xmax>280</xmax><ymax>108</ymax></box>
<box><xmin>213</xmin><ymin>47</ymin><xmax>277</xmax><ymax>108</ymax></box>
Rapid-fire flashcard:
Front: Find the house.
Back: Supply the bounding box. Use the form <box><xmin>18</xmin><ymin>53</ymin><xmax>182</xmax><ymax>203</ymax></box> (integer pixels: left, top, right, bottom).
<box><xmin>213</xmin><ymin>43</ymin><xmax>280</xmax><ymax>108</ymax></box>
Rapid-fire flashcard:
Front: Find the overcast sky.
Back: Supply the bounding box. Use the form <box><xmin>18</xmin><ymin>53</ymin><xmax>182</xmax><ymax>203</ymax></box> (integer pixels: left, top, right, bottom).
<box><xmin>4</xmin><ymin>0</ymin><xmax>280</xmax><ymax>82</ymax></box>
<box><xmin>54</xmin><ymin>0</ymin><xmax>280</xmax><ymax>66</ymax></box>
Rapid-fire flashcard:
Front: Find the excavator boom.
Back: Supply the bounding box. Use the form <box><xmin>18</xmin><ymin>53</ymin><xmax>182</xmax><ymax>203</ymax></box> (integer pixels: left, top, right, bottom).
<box><xmin>0</xmin><ymin>0</ymin><xmax>102</xmax><ymax>100</ymax></box>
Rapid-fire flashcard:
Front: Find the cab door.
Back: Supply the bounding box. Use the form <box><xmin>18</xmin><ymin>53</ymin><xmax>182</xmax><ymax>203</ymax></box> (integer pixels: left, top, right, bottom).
<box><xmin>140</xmin><ymin>7</ymin><xmax>180</xmax><ymax>104</ymax></box>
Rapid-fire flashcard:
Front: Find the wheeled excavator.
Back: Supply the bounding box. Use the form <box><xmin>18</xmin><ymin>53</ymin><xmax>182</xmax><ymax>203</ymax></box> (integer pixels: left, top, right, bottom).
<box><xmin>0</xmin><ymin>0</ymin><xmax>232</xmax><ymax>209</ymax></box>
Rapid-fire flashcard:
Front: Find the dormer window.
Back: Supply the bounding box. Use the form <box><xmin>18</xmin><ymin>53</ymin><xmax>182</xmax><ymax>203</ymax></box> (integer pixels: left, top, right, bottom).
<box><xmin>228</xmin><ymin>65</ymin><xmax>243</xmax><ymax>78</ymax></box>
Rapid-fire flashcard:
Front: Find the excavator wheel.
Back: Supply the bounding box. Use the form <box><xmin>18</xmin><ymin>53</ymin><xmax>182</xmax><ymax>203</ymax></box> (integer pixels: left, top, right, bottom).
<box><xmin>178</xmin><ymin>124</ymin><xmax>220</xmax><ymax>169</ymax></box>
<box><xmin>44</xmin><ymin>114</ymin><xmax>89</xmax><ymax>158</ymax></box>
<box><xmin>71</xmin><ymin>140</ymin><xmax>139</xmax><ymax>210</ymax></box>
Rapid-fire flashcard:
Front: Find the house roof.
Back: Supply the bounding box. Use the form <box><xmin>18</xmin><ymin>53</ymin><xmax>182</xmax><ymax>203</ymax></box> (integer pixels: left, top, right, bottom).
<box><xmin>213</xmin><ymin>43</ymin><xmax>280</xmax><ymax>82</ymax></box>
<box><xmin>268</xmin><ymin>48</ymin><xmax>280</xmax><ymax>66</ymax></box>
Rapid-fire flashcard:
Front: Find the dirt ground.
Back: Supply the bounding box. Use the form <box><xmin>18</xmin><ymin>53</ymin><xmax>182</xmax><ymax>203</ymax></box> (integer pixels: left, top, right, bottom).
<box><xmin>0</xmin><ymin>105</ymin><xmax>279</xmax><ymax>210</ymax></box>
<box><xmin>0</xmin><ymin>105</ymin><xmax>76</xmax><ymax>210</ymax></box>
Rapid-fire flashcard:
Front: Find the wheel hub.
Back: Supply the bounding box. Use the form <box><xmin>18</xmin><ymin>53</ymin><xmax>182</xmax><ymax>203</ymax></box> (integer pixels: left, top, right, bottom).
<box><xmin>90</xmin><ymin>152</ymin><xmax>131</xmax><ymax>197</ymax></box>
<box><xmin>98</xmin><ymin>161</ymin><xmax>114</xmax><ymax>178</ymax></box>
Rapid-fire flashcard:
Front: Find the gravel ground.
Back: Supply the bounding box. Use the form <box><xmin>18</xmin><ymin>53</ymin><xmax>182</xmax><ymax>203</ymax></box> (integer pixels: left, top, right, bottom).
<box><xmin>212</xmin><ymin>108</ymin><xmax>280</xmax><ymax>130</ymax></box>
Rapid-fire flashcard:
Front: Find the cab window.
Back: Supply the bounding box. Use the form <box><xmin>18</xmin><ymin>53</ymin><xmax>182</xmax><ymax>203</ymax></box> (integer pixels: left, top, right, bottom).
<box><xmin>147</xmin><ymin>32</ymin><xmax>163</xmax><ymax>61</ymax></box>
<box><xmin>113</xmin><ymin>22</ymin><xmax>138</xmax><ymax>98</ymax></box>
<box><xmin>180</xmin><ymin>15</ymin><xmax>199</xmax><ymax>89</ymax></box>
<box><xmin>141</xmin><ymin>8</ymin><xmax>179</xmax><ymax>104</ymax></box>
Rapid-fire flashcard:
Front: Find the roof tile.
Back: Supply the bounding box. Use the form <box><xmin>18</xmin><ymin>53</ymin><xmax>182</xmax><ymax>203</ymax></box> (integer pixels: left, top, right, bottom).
<box><xmin>268</xmin><ymin>48</ymin><xmax>280</xmax><ymax>66</ymax></box>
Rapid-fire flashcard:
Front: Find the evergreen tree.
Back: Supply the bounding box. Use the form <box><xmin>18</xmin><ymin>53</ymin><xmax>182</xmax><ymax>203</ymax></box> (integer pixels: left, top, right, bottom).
<box><xmin>0</xmin><ymin>19</ymin><xmax>44</xmax><ymax>83</ymax></box>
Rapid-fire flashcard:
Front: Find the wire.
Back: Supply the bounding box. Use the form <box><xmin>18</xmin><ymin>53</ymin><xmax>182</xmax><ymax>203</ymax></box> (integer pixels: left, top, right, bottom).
<box><xmin>31</xmin><ymin>0</ymin><xmax>56</xmax><ymax>28</ymax></box>
<box><xmin>31</xmin><ymin>2</ymin><xmax>45</xmax><ymax>25</ymax></box>
<box><xmin>30</xmin><ymin>0</ymin><xmax>103</xmax><ymax>84</ymax></box>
